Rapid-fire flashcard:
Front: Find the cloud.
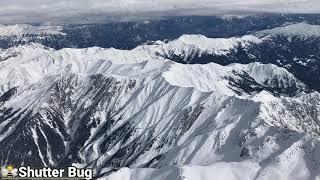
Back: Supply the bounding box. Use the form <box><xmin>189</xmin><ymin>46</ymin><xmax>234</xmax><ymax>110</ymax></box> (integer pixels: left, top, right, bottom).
<box><xmin>0</xmin><ymin>0</ymin><xmax>319</xmax><ymax>24</ymax></box>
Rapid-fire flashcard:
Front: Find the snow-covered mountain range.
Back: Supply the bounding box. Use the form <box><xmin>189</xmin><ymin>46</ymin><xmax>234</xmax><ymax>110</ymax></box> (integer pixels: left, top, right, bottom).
<box><xmin>254</xmin><ymin>22</ymin><xmax>320</xmax><ymax>39</ymax></box>
<box><xmin>0</xmin><ymin>24</ymin><xmax>66</xmax><ymax>37</ymax></box>
<box><xmin>1</xmin><ymin>14</ymin><xmax>320</xmax><ymax>50</ymax></box>
<box><xmin>0</xmin><ymin>18</ymin><xmax>319</xmax><ymax>180</ymax></box>
<box><xmin>1</xmin><ymin>21</ymin><xmax>319</xmax><ymax>91</ymax></box>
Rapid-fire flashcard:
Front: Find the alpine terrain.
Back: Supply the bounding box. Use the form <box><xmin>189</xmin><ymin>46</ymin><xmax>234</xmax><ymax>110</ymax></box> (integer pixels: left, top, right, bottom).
<box><xmin>0</xmin><ymin>15</ymin><xmax>319</xmax><ymax>180</ymax></box>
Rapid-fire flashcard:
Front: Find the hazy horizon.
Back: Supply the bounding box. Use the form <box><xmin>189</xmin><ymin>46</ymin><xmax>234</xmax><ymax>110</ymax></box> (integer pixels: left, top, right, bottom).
<box><xmin>0</xmin><ymin>0</ymin><xmax>319</xmax><ymax>24</ymax></box>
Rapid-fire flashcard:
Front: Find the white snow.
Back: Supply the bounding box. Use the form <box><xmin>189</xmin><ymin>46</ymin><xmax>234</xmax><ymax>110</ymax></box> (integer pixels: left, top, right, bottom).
<box><xmin>0</xmin><ymin>49</ymin><xmax>302</xmax><ymax>96</ymax></box>
<box><xmin>0</xmin><ymin>32</ymin><xmax>319</xmax><ymax>180</ymax></box>
<box><xmin>163</xmin><ymin>62</ymin><xmax>303</xmax><ymax>93</ymax></box>
<box><xmin>104</xmin><ymin>158</ymin><xmax>320</xmax><ymax>180</ymax></box>
<box><xmin>0</xmin><ymin>33</ymin><xmax>266</xmax><ymax>94</ymax></box>
<box><xmin>0</xmin><ymin>24</ymin><xmax>66</xmax><ymax>37</ymax></box>
<box><xmin>255</xmin><ymin>22</ymin><xmax>320</xmax><ymax>38</ymax></box>
<box><xmin>142</xmin><ymin>34</ymin><xmax>261</xmax><ymax>59</ymax></box>
<box><xmin>170</xmin><ymin>34</ymin><xmax>261</xmax><ymax>54</ymax></box>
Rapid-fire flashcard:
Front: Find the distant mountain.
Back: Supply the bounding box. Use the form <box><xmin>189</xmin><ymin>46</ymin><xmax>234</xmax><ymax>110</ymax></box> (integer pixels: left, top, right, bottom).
<box><xmin>0</xmin><ymin>14</ymin><xmax>320</xmax><ymax>49</ymax></box>
<box><xmin>3</xmin><ymin>21</ymin><xmax>318</xmax><ymax>92</ymax></box>
<box><xmin>0</xmin><ymin>24</ymin><xmax>65</xmax><ymax>37</ymax></box>
<box><xmin>255</xmin><ymin>22</ymin><xmax>320</xmax><ymax>38</ymax></box>
<box><xmin>152</xmin><ymin>23</ymin><xmax>320</xmax><ymax>92</ymax></box>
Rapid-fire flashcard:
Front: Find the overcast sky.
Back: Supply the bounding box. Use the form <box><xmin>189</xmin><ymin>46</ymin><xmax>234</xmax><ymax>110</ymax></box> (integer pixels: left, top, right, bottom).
<box><xmin>0</xmin><ymin>0</ymin><xmax>319</xmax><ymax>24</ymax></box>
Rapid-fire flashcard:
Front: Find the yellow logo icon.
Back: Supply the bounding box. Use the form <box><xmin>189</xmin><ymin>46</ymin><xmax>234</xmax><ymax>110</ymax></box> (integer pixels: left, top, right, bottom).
<box><xmin>1</xmin><ymin>165</ymin><xmax>18</xmax><ymax>178</ymax></box>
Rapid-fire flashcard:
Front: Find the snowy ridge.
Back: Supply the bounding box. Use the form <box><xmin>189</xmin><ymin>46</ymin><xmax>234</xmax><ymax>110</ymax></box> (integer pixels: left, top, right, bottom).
<box><xmin>163</xmin><ymin>62</ymin><xmax>305</xmax><ymax>93</ymax></box>
<box><xmin>141</xmin><ymin>34</ymin><xmax>261</xmax><ymax>61</ymax></box>
<box><xmin>165</xmin><ymin>34</ymin><xmax>261</xmax><ymax>55</ymax></box>
<box><xmin>102</xmin><ymin>90</ymin><xmax>320</xmax><ymax>180</ymax></box>
<box><xmin>0</xmin><ymin>43</ymin><xmax>306</xmax><ymax>96</ymax></box>
<box><xmin>219</xmin><ymin>14</ymin><xmax>257</xmax><ymax>20</ymax></box>
<box><xmin>0</xmin><ymin>24</ymin><xmax>66</xmax><ymax>37</ymax></box>
<box><xmin>0</xmin><ymin>36</ymin><xmax>319</xmax><ymax>180</ymax></box>
<box><xmin>0</xmin><ymin>43</ymin><xmax>51</xmax><ymax>62</ymax></box>
<box><xmin>255</xmin><ymin>22</ymin><xmax>320</xmax><ymax>38</ymax></box>
<box><xmin>0</xmin><ymin>45</ymin><xmax>166</xmax><ymax>94</ymax></box>
<box><xmin>0</xmin><ymin>33</ymin><xmax>264</xmax><ymax>93</ymax></box>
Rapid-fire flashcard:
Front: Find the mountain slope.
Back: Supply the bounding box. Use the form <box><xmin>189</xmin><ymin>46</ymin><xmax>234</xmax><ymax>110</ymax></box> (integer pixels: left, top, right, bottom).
<box><xmin>254</xmin><ymin>22</ymin><xmax>320</xmax><ymax>38</ymax></box>
<box><xmin>0</xmin><ymin>43</ymin><xmax>319</xmax><ymax>180</ymax></box>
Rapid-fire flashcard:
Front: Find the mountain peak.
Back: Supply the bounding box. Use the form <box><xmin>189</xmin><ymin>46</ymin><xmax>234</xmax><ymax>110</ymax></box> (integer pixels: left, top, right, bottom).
<box><xmin>255</xmin><ymin>22</ymin><xmax>320</xmax><ymax>38</ymax></box>
<box><xmin>0</xmin><ymin>24</ymin><xmax>66</xmax><ymax>37</ymax></box>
